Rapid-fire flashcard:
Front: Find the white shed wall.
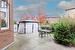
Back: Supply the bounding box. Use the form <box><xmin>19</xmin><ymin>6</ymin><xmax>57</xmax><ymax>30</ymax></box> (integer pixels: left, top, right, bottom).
<box><xmin>18</xmin><ymin>22</ymin><xmax>38</xmax><ymax>34</ymax></box>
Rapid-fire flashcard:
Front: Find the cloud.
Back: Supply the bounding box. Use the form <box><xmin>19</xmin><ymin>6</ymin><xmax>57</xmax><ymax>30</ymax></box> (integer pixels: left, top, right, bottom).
<box><xmin>58</xmin><ymin>0</ymin><xmax>75</xmax><ymax>10</ymax></box>
<box><xmin>15</xmin><ymin>0</ymin><xmax>49</xmax><ymax>11</ymax></box>
<box><xmin>23</xmin><ymin>0</ymin><xmax>51</xmax><ymax>4</ymax></box>
<box><xmin>15</xmin><ymin>4</ymin><xmax>39</xmax><ymax>11</ymax></box>
<box><xmin>14</xmin><ymin>0</ymin><xmax>51</xmax><ymax>21</ymax></box>
<box><xmin>15</xmin><ymin>1</ymin><xmax>46</xmax><ymax>15</ymax></box>
<box><xmin>14</xmin><ymin>4</ymin><xmax>39</xmax><ymax>17</ymax></box>
<box><xmin>14</xmin><ymin>3</ymin><xmax>44</xmax><ymax>21</ymax></box>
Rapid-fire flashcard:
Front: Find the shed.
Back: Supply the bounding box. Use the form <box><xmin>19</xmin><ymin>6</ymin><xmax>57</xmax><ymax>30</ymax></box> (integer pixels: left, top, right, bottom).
<box><xmin>18</xmin><ymin>16</ymin><xmax>39</xmax><ymax>34</ymax></box>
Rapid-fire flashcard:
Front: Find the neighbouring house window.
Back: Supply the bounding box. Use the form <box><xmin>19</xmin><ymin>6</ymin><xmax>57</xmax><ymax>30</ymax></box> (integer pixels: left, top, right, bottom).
<box><xmin>0</xmin><ymin>0</ymin><xmax>9</xmax><ymax>30</ymax></box>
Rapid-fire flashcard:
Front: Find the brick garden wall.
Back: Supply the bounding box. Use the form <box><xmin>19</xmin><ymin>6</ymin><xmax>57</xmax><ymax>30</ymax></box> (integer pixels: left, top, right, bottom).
<box><xmin>0</xmin><ymin>30</ymin><xmax>14</xmax><ymax>49</ymax></box>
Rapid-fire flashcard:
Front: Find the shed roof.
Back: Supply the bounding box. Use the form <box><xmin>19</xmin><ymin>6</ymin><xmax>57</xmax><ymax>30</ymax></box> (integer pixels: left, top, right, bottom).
<box><xmin>19</xmin><ymin>20</ymin><xmax>39</xmax><ymax>23</ymax></box>
<box><xmin>19</xmin><ymin>15</ymin><xmax>38</xmax><ymax>23</ymax></box>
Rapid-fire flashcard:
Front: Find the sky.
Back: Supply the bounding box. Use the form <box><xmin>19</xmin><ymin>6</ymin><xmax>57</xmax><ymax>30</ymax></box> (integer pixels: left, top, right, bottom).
<box><xmin>13</xmin><ymin>0</ymin><xmax>75</xmax><ymax>21</ymax></box>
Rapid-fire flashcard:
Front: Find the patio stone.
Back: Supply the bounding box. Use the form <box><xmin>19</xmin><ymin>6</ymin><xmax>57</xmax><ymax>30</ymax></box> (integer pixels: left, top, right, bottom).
<box><xmin>6</xmin><ymin>33</ymin><xmax>75</xmax><ymax>50</ymax></box>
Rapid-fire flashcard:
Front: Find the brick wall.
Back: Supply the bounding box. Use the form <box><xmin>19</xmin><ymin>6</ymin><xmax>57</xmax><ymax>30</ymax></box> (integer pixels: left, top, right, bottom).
<box><xmin>0</xmin><ymin>0</ymin><xmax>14</xmax><ymax>49</ymax></box>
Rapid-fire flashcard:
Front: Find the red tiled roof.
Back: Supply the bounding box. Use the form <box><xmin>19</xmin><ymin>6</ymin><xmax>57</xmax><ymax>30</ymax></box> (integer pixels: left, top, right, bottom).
<box><xmin>20</xmin><ymin>15</ymin><xmax>37</xmax><ymax>21</ymax></box>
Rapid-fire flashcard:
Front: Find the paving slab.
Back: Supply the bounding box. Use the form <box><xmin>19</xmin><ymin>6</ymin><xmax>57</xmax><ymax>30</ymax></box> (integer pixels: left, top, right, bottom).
<box><xmin>6</xmin><ymin>33</ymin><xmax>75</xmax><ymax>50</ymax></box>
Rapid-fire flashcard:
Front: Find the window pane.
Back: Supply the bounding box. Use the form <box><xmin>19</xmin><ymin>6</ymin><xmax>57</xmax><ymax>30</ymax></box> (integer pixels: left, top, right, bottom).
<box><xmin>0</xmin><ymin>0</ymin><xmax>9</xmax><ymax>30</ymax></box>
<box><xmin>0</xmin><ymin>0</ymin><xmax>7</xmax><ymax>8</ymax></box>
<box><xmin>2</xmin><ymin>0</ymin><xmax>6</xmax><ymax>2</ymax></box>
<box><xmin>1</xmin><ymin>12</ymin><xmax>7</xmax><ymax>27</ymax></box>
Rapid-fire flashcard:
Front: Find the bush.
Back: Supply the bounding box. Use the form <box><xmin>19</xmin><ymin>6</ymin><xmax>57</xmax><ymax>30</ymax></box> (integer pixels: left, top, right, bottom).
<box><xmin>52</xmin><ymin>18</ymin><xmax>75</xmax><ymax>46</ymax></box>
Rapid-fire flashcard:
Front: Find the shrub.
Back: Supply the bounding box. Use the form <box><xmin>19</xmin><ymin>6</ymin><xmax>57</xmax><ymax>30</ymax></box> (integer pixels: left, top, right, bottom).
<box><xmin>51</xmin><ymin>18</ymin><xmax>75</xmax><ymax>46</ymax></box>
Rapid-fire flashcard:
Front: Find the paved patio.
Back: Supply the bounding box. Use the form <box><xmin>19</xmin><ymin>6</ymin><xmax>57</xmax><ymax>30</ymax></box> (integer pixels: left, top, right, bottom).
<box><xmin>6</xmin><ymin>33</ymin><xmax>75</xmax><ymax>50</ymax></box>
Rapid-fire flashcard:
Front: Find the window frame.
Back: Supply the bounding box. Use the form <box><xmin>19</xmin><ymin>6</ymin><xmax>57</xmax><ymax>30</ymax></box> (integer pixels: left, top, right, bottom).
<box><xmin>0</xmin><ymin>0</ymin><xmax>9</xmax><ymax>30</ymax></box>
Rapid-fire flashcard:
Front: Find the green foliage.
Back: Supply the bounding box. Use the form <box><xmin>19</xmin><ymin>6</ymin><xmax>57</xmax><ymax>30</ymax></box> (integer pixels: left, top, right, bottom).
<box><xmin>1</xmin><ymin>19</ymin><xmax>7</xmax><ymax>27</ymax></box>
<box><xmin>14</xmin><ymin>20</ymin><xmax>17</xmax><ymax>24</ymax></box>
<box><xmin>51</xmin><ymin>19</ymin><xmax>75</xmax><ymax>46</ymax></box>
<box><xmin>40</xmin><ymin>25</ymin><xmax>51</xmax><ymax>30</ymax></box>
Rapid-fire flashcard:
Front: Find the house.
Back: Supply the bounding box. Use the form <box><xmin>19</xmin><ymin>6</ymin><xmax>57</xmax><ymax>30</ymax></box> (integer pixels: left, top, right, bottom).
<box><xmin>0</xmin><ymin>0</ymin><xmax>13</xmax><ymax>49</ymax></box>
<box><xmin>18</xmin><ymin>15</ymin><xmax>39</xmax><ymax>34</ymax></box>
<box><xmin>46</xmin><ymin>16</ymin><xmax>60</xmax><ymax>25</ymax></box>
<box><xmin>64</xmin><ymin>8</ymin><xmax>75</xmax><ymax>19</ymax></box>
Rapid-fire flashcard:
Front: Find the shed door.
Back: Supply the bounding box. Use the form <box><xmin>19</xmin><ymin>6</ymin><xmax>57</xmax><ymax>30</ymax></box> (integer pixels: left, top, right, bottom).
<box><xmin>33</xmin><ymin>23</ymin><xmax>38</xmax><ymax>33</ymax></box>
<box><xmin>26</xmin><ymin>23</ymin><xmax>33</xmax><ymax>33</ymax></box>
<box><xmin>26</xmin><ymin>23</ymin><xmax>38</xmax><ymax>33</ymax></box>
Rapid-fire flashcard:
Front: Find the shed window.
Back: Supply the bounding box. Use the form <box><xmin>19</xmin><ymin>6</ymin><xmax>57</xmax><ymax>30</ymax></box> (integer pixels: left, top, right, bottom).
<box><xmin>0</xmin><ymin>0</ymin><xmax>9</xmax><ymax>30</ymax></box>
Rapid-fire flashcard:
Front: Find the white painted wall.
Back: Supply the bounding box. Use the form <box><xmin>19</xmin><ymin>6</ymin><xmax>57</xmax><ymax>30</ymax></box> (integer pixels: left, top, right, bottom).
<box><xmin>18</xmin><ymin>23</ymin><xmax>24</xmax><ymax>33</ymax></box>
<box><xmin>14</xmin><ymin>24</ymin><xmax>17</xmax><ymax>32</ymax></box>
<box><xmin>65</xmin><ymin>9</ymin><xmax>75</xmax><ymax>18</ymax></box>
